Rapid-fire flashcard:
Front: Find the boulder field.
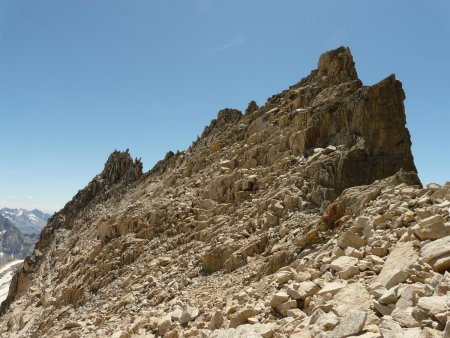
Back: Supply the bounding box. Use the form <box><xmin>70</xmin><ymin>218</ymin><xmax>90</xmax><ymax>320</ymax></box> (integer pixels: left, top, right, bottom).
<box><xmin>1</xmin><ymin>47</ymin><xmax>448</xmax><ymax>338</ymax></box>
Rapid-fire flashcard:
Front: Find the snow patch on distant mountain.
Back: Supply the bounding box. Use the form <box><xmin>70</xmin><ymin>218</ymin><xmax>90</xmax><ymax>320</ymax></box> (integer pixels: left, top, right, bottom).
<box><xmin>0</xmin><ymin>214</ymin><xmax>38</xmax><ymax>266</ymax></box>
<box><xmin>0</xmin><ymin>259</ymin><xmax>23</xmax><ymax>303</ymax></box>
<box><xmin>0</xmin><ymin>208</ymin><xmax>51</xmax><ymax>234</ymax></box>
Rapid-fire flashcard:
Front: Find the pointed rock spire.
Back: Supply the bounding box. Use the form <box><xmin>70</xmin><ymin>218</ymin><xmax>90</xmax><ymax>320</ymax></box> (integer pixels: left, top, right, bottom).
<box><xmin>317</xmin><ymin>46</ymin><xmax>358</xmax><ymax>85</ymax></box>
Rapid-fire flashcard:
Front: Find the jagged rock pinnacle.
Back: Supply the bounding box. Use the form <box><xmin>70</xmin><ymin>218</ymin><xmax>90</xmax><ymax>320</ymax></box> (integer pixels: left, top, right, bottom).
<box><xmin>317</xmin><ymin>46</ymin><xmax>358</xmax><ymax>85</ymax></box>
<box><xmin>101</xmin><ymin>149</ymin><xmax>143</xmax><ymax>184</ymax></box>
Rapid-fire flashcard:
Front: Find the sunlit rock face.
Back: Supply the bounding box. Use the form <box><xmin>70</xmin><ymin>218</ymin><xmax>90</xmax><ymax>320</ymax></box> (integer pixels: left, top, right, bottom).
<box><xmin>2</xmin><ymin>47</ymin><xmax>447</xmax><ymax>338</ymax></box>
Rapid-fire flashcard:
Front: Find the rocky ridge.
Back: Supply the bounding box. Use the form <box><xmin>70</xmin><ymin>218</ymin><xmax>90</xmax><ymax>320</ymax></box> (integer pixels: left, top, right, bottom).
<box><xmin>1</xmin><ymin>47</ymin><xmax>449</xmax><ymax>338</ymax></box>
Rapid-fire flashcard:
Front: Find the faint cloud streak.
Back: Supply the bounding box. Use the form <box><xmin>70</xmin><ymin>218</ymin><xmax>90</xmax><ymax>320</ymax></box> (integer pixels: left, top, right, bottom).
<box><xmin>210</xmin><ymin>36</ymin><xmax>246</xmax><ymax>53</ymax></box>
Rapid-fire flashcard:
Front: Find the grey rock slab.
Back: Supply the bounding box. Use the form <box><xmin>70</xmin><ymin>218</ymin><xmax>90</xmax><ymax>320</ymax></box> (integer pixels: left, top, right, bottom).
<box><xmin>255</xmin><ymin>323</ymin><xmax>278</xmax><ymax>338</ymax></box>
<box><xmin>330</xmin><ymin>310</ymin><xmax>366</xmax><ymax>338</ymax></box>
<box><xmin>287</xmin><ymin>286</ymin><xmax>302</xmax><ymax>300</ymax></box>
<box><xmin>315</xmin><ymin>312</ymin><xmax>339</xmax><ymax>331</ymax></box>
<box><xmin>374</xmin><ymin>301</ymin><xmax>394</xmax><ymax>316</ymax></box>
<box><xmin>229</xmin><ymin>306</ymin><xmax>256</xmax><ymax>328</ymax></box>
<box><xmin>275</xmin><ymin>299</ymin><xmax>297</xmax><ymax>316</ymax></box>
<box><xmin>286</xmin><ymin>308</ymin><xmax>306</xmax><ymax>319</ymax></box>
<box><xmin>293</xmin><ymin>281</ymin><xmax>320</xmax><ymax>299</ymax></box>
<box><xmin>417</xmin><ymin>295</ymin><xmax>448</xmax><ymax>316</ymax></box>
<box><xmin>330</xmin><ymin>256</ymin><xmax>359</xmax><ymax>272</ymax></box>
<box><xmin>269</xmin><ymin>290</ymin><xmax>289</xmax><ymax>307</ymax></box>
<box><xmin>379</xmin><ymin>318</ymin><xmax>404</xmax><ymax>338</ymax></box>
<box><xmin>379</xmin><ymin>288</ymin><xmax>398</xmax><ymax>305</ymax></box>
<box><xmin>377</xmin><ymin>242</ymin><xmax>418</xmax><ymax>289</ymax></box>
<box><xmin>310</xmin><ymin>308</ymin><xmax>326</xmax><ymax>325</ymax></box>
<box><xmin>332</xmin><ymin>282</ymin><xmax>372</xmax><ymax>317</ymax></box>
<box><xmin>414</xmin><ymin>215</ymin><xmax>449</xmax><ymax>240</ymax></box>
<box><xmin>210</xmin><ymin>310</ymin><xmax>224</xmax><ymax>329</ymax></box>
<box><xmin>432</xmin><ymin>252</ymin><xmax>450</xmax><ymax>272</ymax></box>
<box><xmin>317</xmin><ymin>281</ymin><xmax>347</xmax><ymax>296</ymax></box>
<box><xmin>421</xmin><ymin>235</ymin><xmax>450</xmax><ymax>263</ymax></box>
<box><xmin>337</xmin><ymin>265</ymin><xmax>359</xmax><ymax>280</ymax></box>
<box><xmin>337</xmin><ymin>231</ymin><xmax>366</xmax><ymax>249</ymax></box>
<box><xmin>179</xmin><ymin>305</ymin><xmax>199</xmax><ymax>324</ymax></box>
<box><xmin>431</xmin><ymin>183</ymin><xmax>450</xmax><ymax>200</ymax></box>
<box><xmin>210</xmin><ymin>324</ymin><xmax>263</xmax><ymax>338</ymax></box>
<box><xmin>169</xmin><ymin>307</ymin><xmax>183</xmax><ymax>321</ymax></box>
<box><xmin>391</xmin><ymin>306</ymin><xmax>420</xmax><ymax>328</ymax></box>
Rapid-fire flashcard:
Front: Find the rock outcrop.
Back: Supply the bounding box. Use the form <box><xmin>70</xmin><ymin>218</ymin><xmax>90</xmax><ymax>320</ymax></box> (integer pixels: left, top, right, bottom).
<box><xmin>1</xmin><ymin>47</ymin><xmax>446</xmax><ymax>338</ymax></box>
<box><xmin>0</xmin><ymin>149</ymin><xmax>142</xmax><ymax>314</ymax></box>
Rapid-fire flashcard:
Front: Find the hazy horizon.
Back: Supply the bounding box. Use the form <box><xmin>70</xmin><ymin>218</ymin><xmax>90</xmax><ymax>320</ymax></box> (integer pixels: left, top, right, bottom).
<box><xmin>1</xmin><ymin>1</ymin><xmax>449</xmax><ymax>212</ymax></box>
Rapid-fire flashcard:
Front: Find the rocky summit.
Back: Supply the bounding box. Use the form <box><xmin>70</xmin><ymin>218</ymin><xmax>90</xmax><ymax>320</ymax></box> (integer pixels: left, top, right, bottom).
<box><xmin>1</xmin><ymin>47</ymin><xmax>449</xmax><ymax>338</ymax></box>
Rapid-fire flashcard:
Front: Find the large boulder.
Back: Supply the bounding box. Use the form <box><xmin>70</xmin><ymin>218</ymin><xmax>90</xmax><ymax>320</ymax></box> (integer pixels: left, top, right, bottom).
<box><xmin>377</xmin><ymin>242</ymin><xmax>418</xmax><ymax>289</ymax></box>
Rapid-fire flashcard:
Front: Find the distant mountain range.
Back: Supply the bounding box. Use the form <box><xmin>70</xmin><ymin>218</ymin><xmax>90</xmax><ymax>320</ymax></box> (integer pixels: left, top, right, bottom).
<box><xmin>0</xmin><ymin>208</ymin><xmax>50</xmax><ymax>302</ymax></box>
<box><xmin>0</xmin><ymin>214</ymin><xmax>37</xmax><ymax>265</ymax></box>
<box><xmin>0</xmin><ymin>208</ymin><xmax>51</xmax><ymax>235</ymax></box>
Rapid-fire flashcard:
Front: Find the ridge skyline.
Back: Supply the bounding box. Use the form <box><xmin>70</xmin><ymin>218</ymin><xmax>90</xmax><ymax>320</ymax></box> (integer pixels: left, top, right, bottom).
<box><xmin>1</xmin><ymin>1</ymin><xmax>449</xmax><ymax>212</ymax></box>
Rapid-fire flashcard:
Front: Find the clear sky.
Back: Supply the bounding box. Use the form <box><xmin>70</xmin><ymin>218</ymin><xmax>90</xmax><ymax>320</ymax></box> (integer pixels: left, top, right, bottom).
<box><xmin>0</xmin><ymin>0</ymin><xmax>449</xmax><ymax>213</ymax></box>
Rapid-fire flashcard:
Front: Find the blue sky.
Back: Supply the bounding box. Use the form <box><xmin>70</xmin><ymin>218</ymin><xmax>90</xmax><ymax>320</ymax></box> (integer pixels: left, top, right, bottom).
<box><xmin>0</xmin><ymin>0</ymin><xmax>449</xmax><ymax>212</ymax></box>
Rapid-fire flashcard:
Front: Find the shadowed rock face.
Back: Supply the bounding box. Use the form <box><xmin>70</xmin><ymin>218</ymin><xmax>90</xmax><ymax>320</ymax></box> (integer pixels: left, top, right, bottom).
<box><xmin>283</xmin><ymin>47</ymin><xmax>416</xmax><ymax>203</ymax></box>
<box><xmin>293</xmin><ymin>71</ymin><xmax>417</xmax><ymax>204</ymax></box>
<box><xmin>0</xmin><ymin>47</ymin><xmax>432</xmax><ymax>338</ymax></box>
<box><xmin>101</xmin><ymin>149</ymin><xmax>143</xmax><ymax>184</ymax></box>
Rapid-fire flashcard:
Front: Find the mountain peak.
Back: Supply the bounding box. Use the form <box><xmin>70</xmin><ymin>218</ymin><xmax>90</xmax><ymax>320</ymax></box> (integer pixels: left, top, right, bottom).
<box><xmin>0</xmin><ymin>208</ymin><xmax>50</xmax><ymax>235</ymax></box>
<box><xmin>317</xmin><ymin>46</ymin><xmax>358</xmax><ymax>85</ymax></box>
<box><xmin>101</xmin><ymin>149</ymin><xmax>143</xmax><ymax>184</ymax></box>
